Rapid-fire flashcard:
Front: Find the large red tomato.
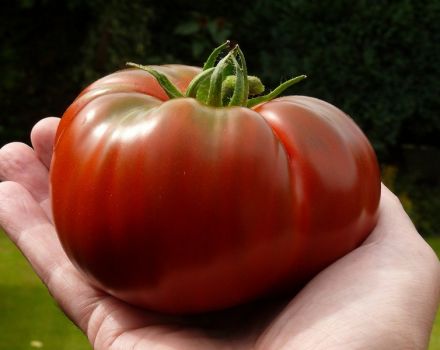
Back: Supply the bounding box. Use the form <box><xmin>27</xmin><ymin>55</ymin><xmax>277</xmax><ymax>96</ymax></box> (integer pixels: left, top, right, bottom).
<box><xmin>50</xmin><ymin>44</ymin><xmax>380</xmax><ymax>314</ymax></box>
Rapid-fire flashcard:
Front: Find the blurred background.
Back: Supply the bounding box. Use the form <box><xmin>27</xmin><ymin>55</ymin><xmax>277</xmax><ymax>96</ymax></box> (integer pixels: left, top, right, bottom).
<box><xmin>0</xmin><ymin>0</ymin><xmax>439</xmax><ymax>348</ymax></box>
<box><xmin>2</xmin><ymin>0</ymin><xmax>439</xmax><ymax>236</ymax></box>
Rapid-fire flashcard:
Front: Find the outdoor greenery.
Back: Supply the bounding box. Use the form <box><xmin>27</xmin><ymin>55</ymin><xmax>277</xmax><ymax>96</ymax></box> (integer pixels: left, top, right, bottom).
<box><xmin>0</xmin><ymin>231</ymin><xmax>439</xmax><ymax>348</ymax></box>
<box><xmin>0</xmin><ymin>232</ymin><xmax>90</xmax><ymax>349</ymax></box>
<box><xmin>426</xmin><ymin>236</ymin><xmax>440</xmax><ymax>350</ymax></box>
<box><xmin>2</xmin><ymin>0</ymin><xmax>439</xmax><ymax>155</ymax></box>
<box><xmin>0</xmin><ymin>2</ymin><xmax>438</xmax><ymax>348</ymax></box>
<box><xmin>1</xmin><ymin>0</ymin><xmax>438</xmax><ymax>237</ymax></box>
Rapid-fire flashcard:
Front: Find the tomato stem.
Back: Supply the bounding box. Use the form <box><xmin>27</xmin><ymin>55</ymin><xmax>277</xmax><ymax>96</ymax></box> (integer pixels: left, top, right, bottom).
<box><xmin>207</xmin><ymin>46</ymin><xmax>238</xmax><ymax>107</ymax></box>
<box><xmin>222</xmin><ymin>76</ymin><xmax>265</xmax><ymax>99</ymax></box>
<box><xmin>185</xmin><ymin>68</ymin><xmax>215</xmax><ymax>98</ymax></box>
<box><xmin>228</xmin><ymin>54</ymin><xmax>245</xmax><ymax>106</ymax></box>
<box><xmin>236</xmin><ymin>46</ymin><xmax>249</xmax><ymax>106</ymax></box>
<box><xmin>202</xmin><ymin>40</ymin><xmax>230</xmax><ymax>70</ymax></box>
<box><xmin>126</xmin><ymin>41</ymin><xmax>306</xmax><ymax>108</ymax></box>
<box><xmin>247</xmin><ymin>75</ymin><xmax>307</xmax><ymax>108</ymax></box>
<box><xmin>126</xmin><ymin>62</ymin><xmax>184</xmax><ymax>99</ymax></box>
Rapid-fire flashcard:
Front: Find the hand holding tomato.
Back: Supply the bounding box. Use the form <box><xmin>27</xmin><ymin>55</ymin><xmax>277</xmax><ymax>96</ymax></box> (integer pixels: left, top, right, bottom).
<box><xmin>0</xmin><ymin>118</ymin><xmax>438</xmax><ymax>348</ymax></box>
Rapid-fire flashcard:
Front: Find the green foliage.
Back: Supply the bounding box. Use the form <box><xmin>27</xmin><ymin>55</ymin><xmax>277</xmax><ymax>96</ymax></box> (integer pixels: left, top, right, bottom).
<box><xmin>1</xmin><ymin>1</ymin><xmax>93</xmax><ymax>143</ymax></box>
<box><xmin>382</xmin><ymin>158</ymin><xmax>440</xmax><ymax>237</ymax></box>
<box><xmin>236</xmin><ymin>0</ymin><xmax>440</xmax><ymax>158</ymax></box>
<box><xmin>174</xmin><ymin>13</ymin><xmax>232</xmax><ymax>59</ymax></box>
<box><xmin>0</xmin><ymin>0</ymin><xmax>439</xmax><ymax>235</ymax></box>
<box><xmin>2</xmin><ymin>0</ymin><xmax>439</xmax><ymax>158</ymax></box>
<box><xmin>72</xmin><ymin>0</ymin><xmax>154</xmax><ymax>83</ymax></box>
<box><xmin>426</xmin><ymin>236</ymin><xmax>440</xmax><ymax>259</ymax></box>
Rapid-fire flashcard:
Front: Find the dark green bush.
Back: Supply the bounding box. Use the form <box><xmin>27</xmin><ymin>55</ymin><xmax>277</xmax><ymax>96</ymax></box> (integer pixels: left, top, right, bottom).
<box><xmin>1</xmin><ymin>0</ymin><xmax>438</xmax><ymax>234</ymax></box>
<box><xmin>2</xmin><ymin>0</ymin><xmax>439</xmax><ymax>159</ymax></box>
<box><xmin>238</xmin><ymin>0</ymin><xmax>440</xmax><ymax>159</ymax></box>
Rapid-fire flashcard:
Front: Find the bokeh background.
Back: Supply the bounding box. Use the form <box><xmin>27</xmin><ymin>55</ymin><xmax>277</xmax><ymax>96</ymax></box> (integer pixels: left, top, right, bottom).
<box><xmin>1</xmin><ymin>0</ymin><xmax>439</xmax><ymax>349</ymax></box>
<box><xmin>2</xmin><ymin>0</ymin><xmax>439</xmax><ymax>236</ymax></box>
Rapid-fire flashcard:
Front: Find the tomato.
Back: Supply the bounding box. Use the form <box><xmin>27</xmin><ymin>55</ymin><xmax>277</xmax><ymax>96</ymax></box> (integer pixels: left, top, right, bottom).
<box><xmin>50</xmin><ymin>44</ymin><xmax>380</xmax><ymax>314</ymax></box>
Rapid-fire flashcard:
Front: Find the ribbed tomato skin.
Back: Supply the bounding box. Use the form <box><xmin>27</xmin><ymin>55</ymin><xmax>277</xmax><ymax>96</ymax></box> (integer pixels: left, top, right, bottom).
<box><xmin>50</xmin><ymin>65</ymin><xmax>380</xmax><ymax>313</ymax></box>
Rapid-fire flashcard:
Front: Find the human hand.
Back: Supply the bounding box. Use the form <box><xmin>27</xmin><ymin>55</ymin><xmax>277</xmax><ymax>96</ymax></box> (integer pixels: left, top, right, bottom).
<box><xmin>1</xmin><ymin>117</ymin><xmax>439</xmax><ymax>349</ymax></box>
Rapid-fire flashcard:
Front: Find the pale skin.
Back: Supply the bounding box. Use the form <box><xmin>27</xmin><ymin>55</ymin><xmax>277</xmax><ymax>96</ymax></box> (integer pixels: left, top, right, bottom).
<box><xmin>0</xmin><ymin>117</ymin><xmax>439</xmax><ymax>350</ymax></box>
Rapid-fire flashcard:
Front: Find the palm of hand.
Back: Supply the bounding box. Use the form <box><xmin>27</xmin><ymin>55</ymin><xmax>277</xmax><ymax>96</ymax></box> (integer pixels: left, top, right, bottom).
<box><xmin>0</xmin><ymin>118</ymin><xmax>438</xmax><ymax>350</ymax></box>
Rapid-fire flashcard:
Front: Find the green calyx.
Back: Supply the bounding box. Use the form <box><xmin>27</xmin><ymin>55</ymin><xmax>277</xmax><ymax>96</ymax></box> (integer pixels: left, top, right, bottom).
<box><xmin>127</xmin><ymin>41</ymin><xmax>306</xmax><ymax>108</ymax></box>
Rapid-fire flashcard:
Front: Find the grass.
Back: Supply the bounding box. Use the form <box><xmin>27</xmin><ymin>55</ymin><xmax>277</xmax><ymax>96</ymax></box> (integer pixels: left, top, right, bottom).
<box><xmin>0</xmin><ymin>230</ymin><xmax>439</xmax><ymax>349</ymax></box>
<box><xmin>426</xmin><ymin>236</ymin><xmax>440</xmax><ymax>350</ymax></box>
<box><xmin>0</xmin><ymin>232</ymin><xmax>90</xmax><ymax>350</ymax></box>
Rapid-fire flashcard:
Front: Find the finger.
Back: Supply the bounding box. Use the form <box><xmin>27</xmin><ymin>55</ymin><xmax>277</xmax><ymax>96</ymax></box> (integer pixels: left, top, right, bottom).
<box><xmin>30</xmin><ymin>117</ymin><xmax>60</xmax><ymax>169</ymax></box>
<box><xmin>0</xmin><ymin>181</ymin><xmax>65</xmax><ymax>276</ymax></box>
<box><xmin>0</xmin><ymin>142</ymin><xmax>49</xmax><ymax>209</ymax></box>
<box><xmin>0</xmin><ymin>181</ymin><xmax>101</xmax><ymax>332</ymax></box>
<box><xmin>364</xmin><ymin>184</ymin><xmax>440</xmax><ymax>291</ymax></box>
<box><xmin>257</xmin><ymin>183</ymin><xmax>440</xmax><ymax>349</ymax></box>
<box><xmin>364</xmin><ymin>183</ymin><xmax>420</xmax><ymax>245</ymax></box>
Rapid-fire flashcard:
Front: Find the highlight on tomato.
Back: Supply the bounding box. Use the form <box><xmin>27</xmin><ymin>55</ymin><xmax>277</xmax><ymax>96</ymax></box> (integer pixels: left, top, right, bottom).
<box><xmin>50</xmin><ymin>41</ymin><xmax>381</xmax><ymax>314</ymax></box>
